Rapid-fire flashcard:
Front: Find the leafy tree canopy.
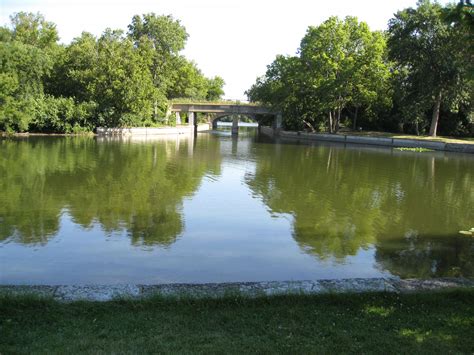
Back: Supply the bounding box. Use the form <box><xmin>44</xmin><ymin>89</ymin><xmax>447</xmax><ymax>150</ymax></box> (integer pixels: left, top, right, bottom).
<box><xmin>0</xmin><ymin>12</ymin><xmax>225</xmax><ymax>133</ymax></box>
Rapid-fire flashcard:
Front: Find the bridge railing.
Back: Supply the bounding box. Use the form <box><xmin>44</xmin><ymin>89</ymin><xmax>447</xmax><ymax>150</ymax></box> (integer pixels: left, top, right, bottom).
<box><xmin>169</xmin><ymin>98</ymin><xmax>261</xmax><ymax>106</ymax></box>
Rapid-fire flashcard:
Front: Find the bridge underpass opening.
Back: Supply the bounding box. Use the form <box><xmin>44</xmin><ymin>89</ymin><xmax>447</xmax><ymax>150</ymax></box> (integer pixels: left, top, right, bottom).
<box><xmin>168</xmin><ymin>102</ymin><xmax>282</xmax><ymax>135</ymax></box>
<box><xmin>212</xmin><ymin>114</ymin><xmax>258</xmax><ymax>135</ymax></box>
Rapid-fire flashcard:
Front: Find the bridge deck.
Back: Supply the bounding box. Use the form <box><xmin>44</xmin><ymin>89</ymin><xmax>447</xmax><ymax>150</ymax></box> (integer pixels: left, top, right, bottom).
<box><xmin>170</xmin><ymin>103</ymin><xmax>277</xmax><ymax>115</ymax></box>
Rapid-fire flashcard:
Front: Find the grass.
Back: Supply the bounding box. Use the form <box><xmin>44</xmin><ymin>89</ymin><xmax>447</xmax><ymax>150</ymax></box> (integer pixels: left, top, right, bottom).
<box><xmin>1</xmin><ymin>290</ymin><xmax>473</xmax><ymax>353</ymax></box>
<box><xmin>339</xmin><ymin>130</ymin><xmax>474</xmax><ymax>144</ymax></box>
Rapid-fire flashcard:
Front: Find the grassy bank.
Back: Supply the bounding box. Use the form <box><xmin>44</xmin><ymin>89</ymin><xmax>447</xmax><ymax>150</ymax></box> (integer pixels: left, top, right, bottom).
<box><xmin>1</xmin><ymin>291</ymin><xmax>473</xmax><ymax>353</ymax></box>
<box><xmin>337</xmin><ymin>131</ymin><xmax>474</xmax><ymax>144</ymax></box>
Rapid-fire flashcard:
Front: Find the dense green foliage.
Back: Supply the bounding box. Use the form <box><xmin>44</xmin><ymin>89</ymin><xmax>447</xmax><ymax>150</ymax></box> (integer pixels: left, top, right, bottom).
<box><xmin>388</xmin><ymin>0</ymin><xmax>472</xmax><ymax>137</ymax></box>
<box><xmin>0</xmin><ymin>12</ymin><xmax>225</xmax><ymax>133</ymax></box>
<box><xmin>247</xmin><ymin>1</ymin><xmax>473</xmax><ymax>137</ymax></box>
<box><xmin>1</xmin><ymin>291</ymin><xmax>473</xmax><ymax>353</ymax></box>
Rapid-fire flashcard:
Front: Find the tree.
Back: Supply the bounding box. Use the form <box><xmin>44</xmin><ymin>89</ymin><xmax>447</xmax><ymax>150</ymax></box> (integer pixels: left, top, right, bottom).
<box><xmin>246</xmin><ymin>55</ymin><xmax>307</xmax><ymax>130</ymax></box>
<box><xmin>128</xmin><ymin>13</ymin><xmax>188</xmax><ymax>119</ymax></box>
<box><xmin>0</xmin><ymin>27</ymin><xmax>55</xmax><ymax>131</ymax></box>
<box><xmin>166</xmin><ymin>56</ymin><xmax>208</xmax><ymax>99</ymax></box>
<box><xmin>9</xmin><ymin>12</ymin><xmax>58</xmax><ymax>49</ymax></box>
<box><xmin>48</xmin><ymin>32</ymin><xmax>98</xmax><ymax>101</ymax></box>
<box><xmin>247</xmin><ymin>17</ymin><xmax>391</xmax><ymax>133</ymax></box>
<box><xmin>93</xmin><ymin>29</ymin><xmax>157</xmax><ymax>126</ymax></box>
<box><xmin>49</xmin><ymin>29</ymin><xmax>159</xmax><ymax>127</ymax></box>
<box><xmin>1</xmin><ymin>11</ymin><xmax>225</xmax><ymax>133</ymax></box>
<box><xmin>164</xmin><ymin>56</ymin><xmax>225</xmax><ymax>101</ymax></box>
<box><xmin>388</xmin><ymin>0</ymin><xmax>471</xmax><ymax>137</ymax></box>
<box><xmin>205</xmin><ymin>76</ymin><xmax>225</xmax><ymax>101</ymax></box>
<box><xmin>300</xmin><ymin>17</ymin><xmax>390</xmax><ymax>133</ymax></box>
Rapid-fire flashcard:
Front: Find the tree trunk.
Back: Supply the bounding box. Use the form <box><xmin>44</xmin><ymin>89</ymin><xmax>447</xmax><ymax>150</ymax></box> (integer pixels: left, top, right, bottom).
<box><xmin>429</xmin><ymin>91</ymin><xmax>442</xmax><ymax>137</ymax></box>
<box><xmin>335</xmin><ymin>107</ymin><xmax>341</xmax><ymax>133</ymax></box>
<box><xmin>303</xmin><ymin>120</ymin><xmax>315</xmax><ymax>132</ymax></box>
<box><xmin>398</xmin><ymin>122</ymin><xmax>405</xmax><ymax>133</ymax></box>
<box><xmin>153</xmin><ymin>70</ymin><xmax>158</xmax><ymax>121</ymax></box>
<box><xmin>328</xmin><ymin>111</ymin><xmax>333</xmax><ymax>133</ymax></box>
<box><xmin>352</xmin><ymin>106</ymin><xmax>358</xmax><ymax>131</ymax></box>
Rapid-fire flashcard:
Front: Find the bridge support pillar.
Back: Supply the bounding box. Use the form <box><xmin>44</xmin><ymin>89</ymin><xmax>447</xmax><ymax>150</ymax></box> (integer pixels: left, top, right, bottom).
<box><xmin>165</xmin><ymin>107</ymin><xmax>172</xmax><ymax>124</ymax></box>
<box><xmin>176</xmin><ymin>112</ymin><xmax>181</xmax><ymax>125</ymax></box>
<box><xmin>274</xmin><ymin>113</ymin><xmax>283</xmax><ymax>134</ymax></box>
<box><xmin>188</xmin><ymin>111</ymin><xmax>197</xmax><ymax>134</ymax></box>
<box><xmin>232</xmin><ymin>115</ymin><xmax>239</xmax><ymax>135</ymax></box>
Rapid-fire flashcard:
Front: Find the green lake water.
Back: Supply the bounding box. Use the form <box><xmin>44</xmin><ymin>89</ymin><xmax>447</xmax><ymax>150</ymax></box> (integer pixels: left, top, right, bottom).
<box><xmin>1</xmin><ymin>127</ymin><xmax>473</xmax><ymax>284</ymax></box>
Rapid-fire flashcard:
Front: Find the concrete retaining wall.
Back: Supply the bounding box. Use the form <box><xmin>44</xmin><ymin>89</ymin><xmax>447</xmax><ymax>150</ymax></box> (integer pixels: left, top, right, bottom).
<box><xmin>97</xmin><ymin>125</ymin><xmax>209</xmax><ymax>136</ymax></box>
<box><xmin>1</xmin><ymin>278</ymin><xmax>472</xmax><ymax>301</ymax></box>
<box><xmin>260</xmin><ymin>127</ymin><xmax>474</xmax><ymax>154</ymax></box>
<box><xmin>259</xmin><ymin>126</ymin><xmax>275</xmax><ymax>136</ymax></box>
<box><xmin>346</xmin><ymin>136</ymin><xmax>393</xmax><ymax>145</ymax></box>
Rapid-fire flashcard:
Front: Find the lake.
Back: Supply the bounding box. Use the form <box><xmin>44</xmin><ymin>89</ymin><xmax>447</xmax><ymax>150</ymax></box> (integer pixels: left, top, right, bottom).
<box><xmin>1</xmin><ymin>127</ymin><xmax>473</xmax><ymax>284</ymax></box>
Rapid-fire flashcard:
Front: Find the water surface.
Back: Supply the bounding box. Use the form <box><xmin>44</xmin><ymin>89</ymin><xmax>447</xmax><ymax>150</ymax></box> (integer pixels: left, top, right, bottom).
<box><xmin>1</xmin><ymin>128</ymin><xmax>473</xmax><ymax>284</ymax></box>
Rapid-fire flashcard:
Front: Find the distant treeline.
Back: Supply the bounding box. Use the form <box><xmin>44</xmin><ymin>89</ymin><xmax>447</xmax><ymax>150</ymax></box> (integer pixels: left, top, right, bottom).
<box><xmin>0</xmin><ymin>12</ymin><xmax>225</xmax><ymax>133</ymax></box>
<box><xmin>247</xmin><ymin>1</ymin><xmax>473</xmax><ymax>137</ymax></box>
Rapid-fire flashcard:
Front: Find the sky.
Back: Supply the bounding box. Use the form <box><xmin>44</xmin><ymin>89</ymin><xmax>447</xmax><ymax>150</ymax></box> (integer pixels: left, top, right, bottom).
<box><xmin>0</xmin><ymin>0</ymin><xmax>451</xmax><ymax>100</ymax></box>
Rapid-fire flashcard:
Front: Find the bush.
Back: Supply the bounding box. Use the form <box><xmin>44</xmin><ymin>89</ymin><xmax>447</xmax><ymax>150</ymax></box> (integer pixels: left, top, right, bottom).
<box><xmin>30</xmin><ymin>96</ymin><xmax>96</xmax><ymax>133</ymax></box>
<box><xmin>0</xmin><ymin>97</ymin><xmax>33</xmax><ymax>132</ymax></box>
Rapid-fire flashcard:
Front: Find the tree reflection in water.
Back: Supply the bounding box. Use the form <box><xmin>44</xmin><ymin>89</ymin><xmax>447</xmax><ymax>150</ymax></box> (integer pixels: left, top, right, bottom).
<box><xmin>0</xmin><ymin>135</ymin><xmax>221</xmax><ymax>247</ymax></box>
<box><xmin>246</xmin><ymin>140</ymin><xmax>474</xmax><ymax>277</ymax></box>
<box><xmin>1</xmin><ymin>134</ymin><xmax>473</xmax><ymax>279</ymax></box>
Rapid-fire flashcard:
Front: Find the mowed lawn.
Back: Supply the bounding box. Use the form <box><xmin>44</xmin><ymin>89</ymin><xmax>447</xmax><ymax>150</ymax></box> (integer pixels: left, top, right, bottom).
<box><xmin>1</xmin><ymin>290</ymin><xmax>473</xmax><ymax>353</ymax></box>
<box><xmin>336</xmin><ymin>131</ymin><xmax>474</xmax><ymax>144</ymax></box>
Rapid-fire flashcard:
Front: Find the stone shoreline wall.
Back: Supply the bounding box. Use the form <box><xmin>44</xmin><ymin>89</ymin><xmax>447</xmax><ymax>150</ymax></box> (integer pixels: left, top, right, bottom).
<box><xmin>259</xmin><ymin>126</ymin><xmax>474</xmax><ymax>154</ymax></box>
<box><xmin>1</xmin><ymin>278</ymin><xmax>473</xmax><ymax>302</ymax></box>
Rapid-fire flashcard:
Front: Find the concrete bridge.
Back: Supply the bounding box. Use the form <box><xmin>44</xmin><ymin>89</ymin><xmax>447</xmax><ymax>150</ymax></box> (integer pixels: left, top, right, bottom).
<box><xmin>168</xmin><ymin>102</ymin><xmax>282</xmax><ymax>134</ymax></box>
